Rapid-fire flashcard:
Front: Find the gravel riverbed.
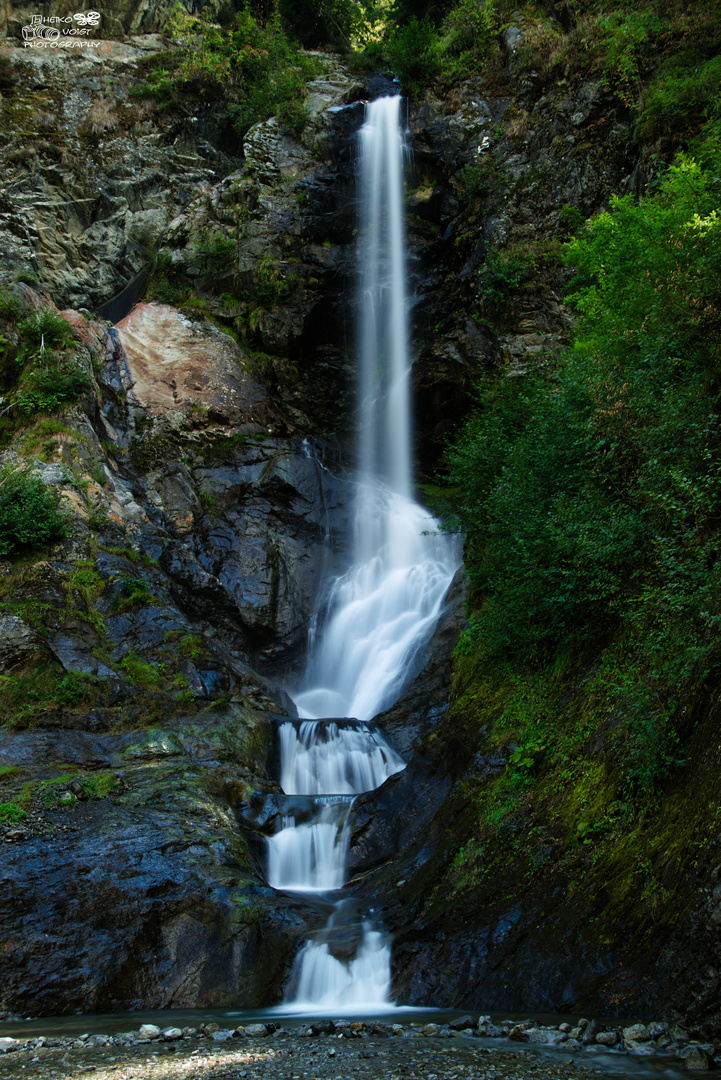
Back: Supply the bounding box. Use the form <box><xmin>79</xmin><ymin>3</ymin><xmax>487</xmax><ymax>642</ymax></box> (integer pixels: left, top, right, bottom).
<box><xmin>0</xmin><ymin>1016</ymin><xmax>710</xmax><ymax>1080</ymax></box>
<box><xmin>0</xmin><ymin>1035</ymin><xmax>644</xmax><ymax>1080</ymax></box>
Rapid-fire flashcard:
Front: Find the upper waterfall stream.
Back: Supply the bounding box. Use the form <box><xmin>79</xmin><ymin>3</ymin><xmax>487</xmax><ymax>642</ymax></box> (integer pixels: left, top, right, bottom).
<box><xmin>268</xmin><ymin>95</ymin><xmax>459</xmax><ymax>1012</ymax></box>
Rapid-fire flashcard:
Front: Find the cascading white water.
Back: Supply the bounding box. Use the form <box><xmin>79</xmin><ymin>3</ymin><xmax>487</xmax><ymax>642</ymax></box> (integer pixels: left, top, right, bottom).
<box><xmin>269</xmin><ymin>95</ymin><xmax>459</xmax><ymax>1013</ymax></box>
<box><xmin>279</xmin><ymin>721</ymin><xmax>405</xmax><ymax>796</ymax></box>
<box><xmin>293</xmin><ymin>96</ymin><xmax>459</xmax><ymax>724</ymax></box>
<box><xmin>267</xmin><ymin>799</ymin><xmax>351</xmax><ymax>892</ymax></box>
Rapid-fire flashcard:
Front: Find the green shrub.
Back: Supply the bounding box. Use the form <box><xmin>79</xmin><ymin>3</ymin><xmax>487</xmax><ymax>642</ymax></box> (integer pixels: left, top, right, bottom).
<box><xmin>16</xmin><ymin>360</ymin><xmax>91</xmax><ymax>415</ymax></box>
<box><xmin>55</xmin><ymin>673</ymin><xmax>85</xmax><ymax>706</ymax></box>
<box><xmin>0</xmin><ymin>290</ymin><xmax>23</xmax><ymax>322</ymax></box>
<box><xmin>387</xmin><ymin>17</ymin><xmax>443</xmax><ymax>96</ymax></box>
<box><xmin>637</xmin><ymin>52</ymin><xmax>721</xmax><ymax>144</ymax></box>
<box><xmin>109</xmin><ymin>576</ymin><xmax>153</xmax><ymax>614</ymax></box>
<box><xmin>136</xmin><ymin>7</ymin><xmax>321</xmax><ymax>137</ymax></box>
<box><xmin>191</xmin><ymin>232</ymin><xmax>236</xmax><ymax>274</ymax></box>
<box><xmin>17</xmin><ymin>310</ymin><xmax>75</xmax><ymax>352</ymax></box>
<box><xmin>0</xmin><ymin>465</ymin><xmax>67</xmax><ymax>556</ymax></box>
<box><xmin>476</xmin><ymin>246</ymin><xmax>536</xmax><ymax>309</ymax></box>
<box><xmin>0</xmin><ymin>801</ymin><xmax>26</xmax><ymax>824</ymax></box>
<box><xmin>442</xmin><ymin>0</ymin><xmax>497</xmax><ymax>57</ymax></box>
<box><xmin>121</xmin><ymin>650</ymin><xmax>160</xmax><ymax>689</ymax></box>
<box><xmin>278</xmin><ymin>0</ymin><xmax>364</xmax><ymax>49</ymax></box>
<box><xmin>443</xmin><ymin>138</ymin><xmax>721</xmax><ymax>790</ymax></box>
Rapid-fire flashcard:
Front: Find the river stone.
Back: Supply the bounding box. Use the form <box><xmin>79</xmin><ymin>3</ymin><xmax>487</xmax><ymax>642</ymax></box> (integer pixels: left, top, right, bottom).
<box><xmin>243</xmin><ymin>1024</ymin><xmax>269</xmax><ymax>1037</ymax></box>
<box><xmin>311</xmin><ymin>1020</ymin><xmax>336</xmax><ymax>1035</ymax></box>
<box><xmin>0</xmin><ymin>1039</ymin><xmax>19</xmax><ymax>1053</ymax></box>
<box><xmin>648</xmin><ymin>1022</ymin><xmax>668</xmax><ymax>1037</ymax></box>
<box><xmin>582</xmin><ymin>1019</ymin><xmax>599</xmax><ymax>1044</ymax></box>
<box><xmin>161</xmin><ymin>1027</ymin><xmax>183</xmax><ymax>1040</ymax></box>
<box><xmin>212</xmin><ymin>1029</ymin><xmax>234</xmax><ymax>1042</ymax></box>
<box><xmin>685</xmin><ymin>1049</ymin><xmax>712</xmax><ymax>1071</ymax></box>
<box><xmin>450</xmin><ymin>1015</ymin><xmax>476</xmax><ymax>1031</ymax></box>
<box><xmin>623</xmin><ymin>1024</ymin><xmax>650</xmax><ymax>1042</ymax></box>
<box><xmin>595</xmin><ymin>1030</ymin><xmax>619</xmax><ymax>1046</ymax></box>
<box><xmin>421</xmin><ymin>1024</ymin><xmax>440</xmax><ymax>1036</ymax></box>
<box><xmin>138</xmin><ymin>1023</ymin><xmax>160</xmax><ymax>1041</ymax></box>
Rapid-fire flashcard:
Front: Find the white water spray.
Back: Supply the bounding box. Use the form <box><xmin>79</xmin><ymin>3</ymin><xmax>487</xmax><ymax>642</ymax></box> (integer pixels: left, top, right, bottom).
<box><xmin>268</xmin><ymin>95</ymin><xmax>459</xmax><ymax>1013</ymax></box>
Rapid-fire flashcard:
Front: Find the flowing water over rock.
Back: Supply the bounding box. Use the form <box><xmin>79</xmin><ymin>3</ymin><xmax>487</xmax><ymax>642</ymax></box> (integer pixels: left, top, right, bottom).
<box><xmin>265</xmin><ymin>95</ymin><xmax>460</xmax><ymax>1012</ymax></box>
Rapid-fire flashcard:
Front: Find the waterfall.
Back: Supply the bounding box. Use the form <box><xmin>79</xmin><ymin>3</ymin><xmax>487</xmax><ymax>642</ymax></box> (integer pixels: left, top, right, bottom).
<box><xmin>268</xmin><ymin>95</ymin><xmax>459</xmax><ymax>1013</ymax></box>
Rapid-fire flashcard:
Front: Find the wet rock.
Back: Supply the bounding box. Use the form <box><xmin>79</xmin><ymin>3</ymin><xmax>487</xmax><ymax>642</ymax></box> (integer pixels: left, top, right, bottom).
<box><xmin>581</xmin><ymin>1019</ymin><xmax>599</xmax><ymax>1044</ymax></box>
<box><xmin>685</xmin><ymin>1048</ymin><xmax>713</xmax><ymax>1070</ymax></box>
<box><xmin>595</xmin><ymin>1031</ymin><xmax>619</xmax><ymax>1047</ymax></box>
<box><xmin>623</xmin><ymin>1024</ymin><xmax>651</xmax><ymax>1043</ymax></box>
<box><xmin>0</xmin><ymin>616</ymin><xmax>55</xmax><ymax>674</ymax></box>
<box><xmin>0</xmin><ymin>1038</ymin><xmax>19</xmax><ymax>1053</ymax></box>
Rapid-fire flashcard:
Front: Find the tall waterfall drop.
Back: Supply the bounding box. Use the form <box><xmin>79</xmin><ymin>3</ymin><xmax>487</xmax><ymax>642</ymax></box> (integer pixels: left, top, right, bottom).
<box><xmin>294</xmin><ymin>95</ymin><xmax>459</xmax><ymax>725</ymax></box>
<box><xmin>270</xmin><ymin>95</ymin><xmax>459</xmax><ymax>1013</ymax></box>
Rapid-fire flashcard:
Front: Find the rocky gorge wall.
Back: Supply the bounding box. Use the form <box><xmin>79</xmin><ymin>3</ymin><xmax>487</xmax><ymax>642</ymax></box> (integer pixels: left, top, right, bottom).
<box><xmin>2</xmin><ymin>9</ymin><xmax>713</xmax><ymax>1036</ymax></box>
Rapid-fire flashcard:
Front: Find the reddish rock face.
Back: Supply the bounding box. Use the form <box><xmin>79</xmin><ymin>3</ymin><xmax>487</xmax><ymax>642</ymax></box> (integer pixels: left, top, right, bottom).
<box><xmin>115</xmin><ymin>303</ymin><xmax>275</xmax><ymax>430</ymax></box>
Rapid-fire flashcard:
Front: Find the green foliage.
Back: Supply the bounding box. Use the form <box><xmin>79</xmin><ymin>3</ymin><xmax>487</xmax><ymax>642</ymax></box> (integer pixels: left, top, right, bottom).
<box><xmin>16</xmin><ymin>361</ymin><xmax>91</xmax><ymax>416</ymax></box>
<box><xmin>17</xmin><ymin>310</ymin><xmax>75</xmax><ymax>352</ymax></box>
<box><xmin>387</xmin><ymin>17</ymin><xmax>443</xmax><ymax>96</ymax></box>
<box><xmin>0</xmin><ymin>465</ymin><xmax>67</xmax><ymax>556</ymax></box>
<box><xmin>134</xmin><ymin>6</ymin><xmax>322</xmax><ymax>137</ymax></box>
<box><xmin>444</xmin><ymin>139</ymin><xmax>721</xmax><ymax>791</ymax></box>
<box><xmin>476</xmin><ymin>246</ymin><xmax>536</xmax><ymax>309</ymax></box>
<box><xmin>121</xmin><ymin>650</ymin><xmax>161</xmax><ymax>689</ymax></box>
<box><xmin>109</xmin><ymin>576</ymin><xmax>153</xmax><ymax>614</ymax></box>
<box><xmin>442</xmin><ymin>0</ymin><xmax>497</xmax><ymax>57</ymax></box>
<box><xmin>0</xmin><ymin>801</ymin><xmax>26</xmax><ymax>824</ymax></box>
<box><xmin>459</xmin><ymin>157</ymin><xmax>502</xmax><ymax>202</ymax></box>
<box><xmin>0</xmin><ymin>289</ymin><xmax>22</xmax><ymax>322</ymax></box>
<box><xmin>637</xmin><ymin>52</ymin><xmax>721</xmax><ymax>144</ymax></box>
<box><xmin>55</xmin><ymin>673</ymin><xmax>85</xmax><ymax>706</ymax></box>
<box><xmin>191</xmin><ymin>232</ymin><xmax>236</xmax><ymax>274</ymax></box>
<box><xmin>597</xmin><ymin>9</ymin><xmax>667</xmax><ymax>104</ymax></box>
<box><xmin>277</xmin><ymin>0</ymin><xmax>368</xmax><ymax>49</ymax></box>
<box><xmin>81</xmin><ymin>771</ymin><xmax>119</xmax><ymax>798</ymax></box>
<box><xmin>0</xmin><ymin>308</ymin><xmax>90</xmax><ymax>430</ymax></box>
<box><xmin>0</xmin><ymin>765</ymin><xmax>18</xmax><ymax>781</ymax></box>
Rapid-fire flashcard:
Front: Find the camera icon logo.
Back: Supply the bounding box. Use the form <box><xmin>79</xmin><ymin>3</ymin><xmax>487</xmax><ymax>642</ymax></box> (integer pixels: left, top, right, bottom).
<box><xmin>22</xmin><ymin>15</ymin><xmax>59</xmax><ymax>40</ymax></box>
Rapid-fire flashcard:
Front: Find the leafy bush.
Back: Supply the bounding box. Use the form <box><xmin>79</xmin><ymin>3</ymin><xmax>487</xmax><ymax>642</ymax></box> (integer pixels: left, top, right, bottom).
<box><xmin>637</xmin><ymin>52</ymin><xmax>721</xmax><ymax>144</ymax></box>
<box><xmin>277</xmin><ymin>0</ymin><xmax>365</xmax><ymax>49</ymax></box>
<box><xmin>16</xmin><ymin>360</ymin><xmax>91</xmax><ymax>415</ymax></box>
<box><xmin>191</xmin><ymin>232</ymin><xmax>236</xmax><ymax>274</ymax></box>
<box><xmin>17</xmin><ymin>310</ymin><xmax>75</xmax><ymax>352</ymax></box>
<box><xmin>442</xmin><ymin>0</ymin><xmax>497</xmax><ymax>56</ymax></box>
<box><xmin>476</xmin><ymin>246</ymin><xmax>536</xmax><ymax>309</ymax></box>
<box><xmin>387</xmin><ymin>17</ymin><xmax>443</xmax><ymax>96</ymax></box>
<box><xmin>0</xmin><ymin>465</ymin><xmax>67</xmax><ymax>556</ymax></box>
<box><xmin>444</xmin><ymin>137</ymin><xmax>721</xmax><ymax>789</ymax></box>
<box><xmin>135</xmin><ymin>7</ymin><xmax>321</xmax><ymax>137</ymax></box>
